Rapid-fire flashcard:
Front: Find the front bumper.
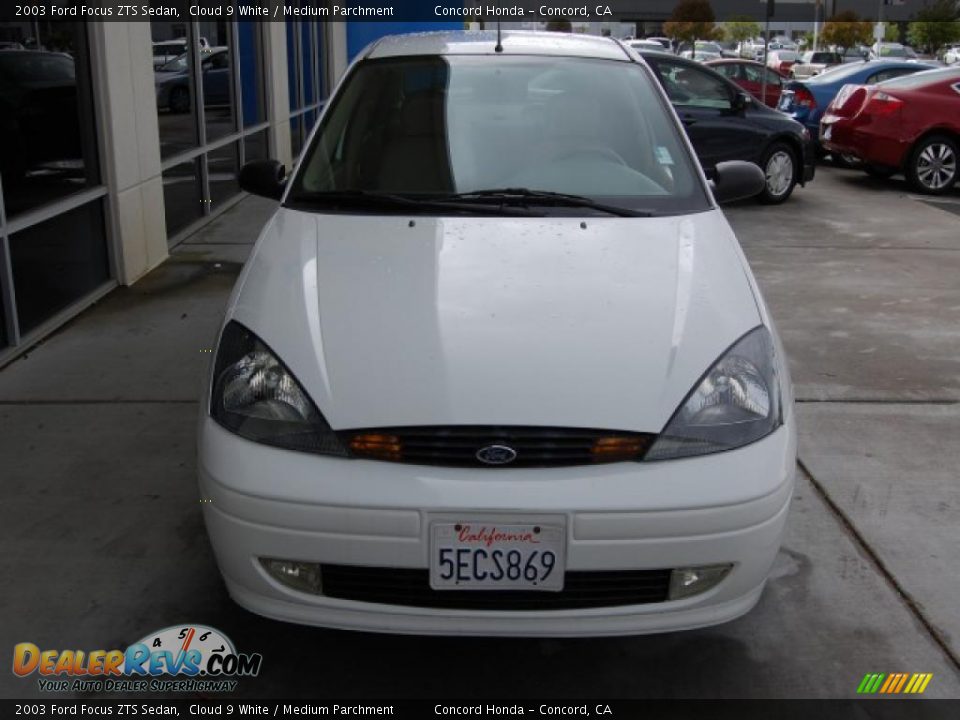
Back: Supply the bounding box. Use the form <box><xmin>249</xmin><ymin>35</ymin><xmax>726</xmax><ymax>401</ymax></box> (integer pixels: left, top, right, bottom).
<box><xmin>198</xmin><ymin>418</ymin><xmax>796</xmax><ymax>636</ymax></box>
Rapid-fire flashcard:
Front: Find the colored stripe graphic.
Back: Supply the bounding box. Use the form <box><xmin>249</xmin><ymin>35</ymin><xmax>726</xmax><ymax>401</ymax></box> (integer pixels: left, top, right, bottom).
<box><xmin>857</xmin><ymin>672</ymin><xmax>932</xmax><ymax>694</ymax></box>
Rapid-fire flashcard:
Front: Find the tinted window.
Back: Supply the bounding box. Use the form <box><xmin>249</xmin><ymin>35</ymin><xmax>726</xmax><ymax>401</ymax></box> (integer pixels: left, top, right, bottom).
<box><xmin>878</xmin><ymin>67</ymin><xmax>960</xmax><ymax>89</ymax></box>
<box><xmin>655</xmin><ymin>60</ymin><xmax>732</xmax><ymax>110</ymax></box>
<box><xmin>868</xmin><ymin>68</ymin><xmax>918</xmax><ymax>84</ymax></box>
<box><xmin>293</xmin><ymin>55</ymin><xmax>708</xmax><ymax>214</ymax></box>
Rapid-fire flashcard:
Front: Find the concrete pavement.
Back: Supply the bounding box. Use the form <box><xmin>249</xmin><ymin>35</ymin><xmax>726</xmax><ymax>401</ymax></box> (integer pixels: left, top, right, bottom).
<box><xmin>1</xmin><ymin>169</ymin><xmax>958</xmax><ymax>698</ymax></box>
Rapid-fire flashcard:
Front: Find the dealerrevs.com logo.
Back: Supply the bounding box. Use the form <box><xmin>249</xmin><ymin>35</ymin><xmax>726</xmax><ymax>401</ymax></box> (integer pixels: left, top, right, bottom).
<box><xmin>12</xmin><ymin>624</ymin><xmax>262</xmax><ymax>693</ymax></box>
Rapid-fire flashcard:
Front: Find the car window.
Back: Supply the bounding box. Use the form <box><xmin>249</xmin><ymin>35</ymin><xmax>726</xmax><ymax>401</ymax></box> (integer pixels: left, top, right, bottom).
<box><xmin>867</xmin><ymin>68</ymin><xmax>915</xmax><ymax>84</ymax></box>
<box><xmin>713</xmin><ymin>64</ymin><xmax>740</xmax><ymax>80</ymax></box>
<box><xmin>293</xmin><ymin>55</ymin><xmax>709</xmax><ymax>214</ymax></box>
<box><xmin>655</xmin><ymin>60</ymin><xmax>732</xmax><ymax>109</ymax></box>
<box><xmin>208</xmin><ymin>52</ymin><xmax>229</xmax><ymax>70</ymax></box>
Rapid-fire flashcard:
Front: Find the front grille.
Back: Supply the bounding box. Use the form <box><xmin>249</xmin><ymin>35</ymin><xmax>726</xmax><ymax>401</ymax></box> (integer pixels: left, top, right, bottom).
<box><xmin>320</xmin><ymin>565</ymin><xmax>671</xmax><ymax>610</ymax></box>
<box><xmin>337</xmin><ymin>425</ymin><xmax>657</xmax><ymax>468</ymax></box>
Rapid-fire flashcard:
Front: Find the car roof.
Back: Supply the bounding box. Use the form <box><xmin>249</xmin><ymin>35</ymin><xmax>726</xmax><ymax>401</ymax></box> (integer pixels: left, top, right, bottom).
<box><xmin>366</xmin><ymin>30</ymin><xmax>630</xmax><ymax>62</ymax></box>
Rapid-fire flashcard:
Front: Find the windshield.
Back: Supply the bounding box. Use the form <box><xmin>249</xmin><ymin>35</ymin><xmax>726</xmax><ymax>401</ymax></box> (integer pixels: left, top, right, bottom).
<box><xmin>159</xmin><ymin>52</ymin><xmax>188</xmax><ymax>72</ymax></box>
<box><xmin>878</xmin><ymin>45</ymin><xmax>907</xmax><ymax>57</ymax></box>
<box><xmin>290</xmin><ymin>55</ymin><xmax>709</xmax><ymax>215</ymax></box>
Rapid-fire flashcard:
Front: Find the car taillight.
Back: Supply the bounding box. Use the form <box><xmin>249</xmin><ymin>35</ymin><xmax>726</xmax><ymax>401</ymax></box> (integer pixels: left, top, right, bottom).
<box><xmin>830</xmin><ymin>85</ymin><xmax>867</xmax><ymax>117</ymax></box>
<box><xmin>866</xmin><ymin>91</ymin><xmax>903</xmax><ymax>117</ymax></box>
<box><xmin>794</xmin><ymin>86</ymin><xmax>817</xmax><ymax>109</ymax></box>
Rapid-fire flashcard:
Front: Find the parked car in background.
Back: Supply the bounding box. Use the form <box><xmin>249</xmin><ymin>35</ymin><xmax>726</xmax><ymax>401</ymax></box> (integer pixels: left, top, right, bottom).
<box><xmin>869</xmin><ymin>42</ymin><xmax>915</xmax><ymax>61</ymax></box>
<box><xmin>767</xmin><ymin>50</ymin><xmax>800</xmax><ymax>75</ymax></box>
<box><xmin>0</xmin><ymin>50</ymin><xmax>80</xmax><ymax>186</ymax></box>
<box><xmin>820</xmin><ymin>67</ymin><xmax>960</xmax><ymax>194</ymax></box>
<box><xmin>791</xmin><ymin>51</ymin><xmax>843</xmax><ymax>80</ymax></box>
<box><xmin>679</xmin><ymin>41</ymin><xmax>724</xmax><ymax>62</ymax></box>
<box><xmin>940</xmin><ymin>43</ymin><xmax>960</xmax><ymax>65</ymax></box>
<box><xmin>778</xmin><ymin>60</ymin><xmax>938</xmax><ymax>153</ymax></box>
<box><xmin>0</xmin><ymin>41</ymin><xmax>25</xmax><ymax>51</ymax></box>
<box><xmin>738</xmin><ymin>38</ymin><xmax>765</xmax><ymax>59</ymax></box>
<box><xmin>629</xmin><ymin>39</ymin><xmax>669</xmax><ymax>53</ymax></box>
<box><xmin>207</xmin><ymin>30</ymin><xmax>795</xmax><ymax>637</ymax></box>
<box><xmin>705</xmin><ymin>58</ymin><xmax>789</xmax><ymax>108</ymax></box>
<box><xmin>645</xmin><ymin>36</ymin><xmax>673</xmax><ymax>52</ymax></box>
<box><xmin>639</xmin><ymin>50</ymin><xmax>816</xmax><ymax>203</ymax></box>
<box><xmin>151</xmin><ymin>37</ymin><xmax>211</xmax><ymax>70</ymax></box>
<box><xmin>155</xmin><ymin>47</ymin><xmax>230</xmax><ymax>112</ymax></box>
<box><xmin>717</xmin><ymin>41</ymin><xmax>739</xmax><ymax>58</ymax></box>
<box><xmin>768</xmin><ymin>40</ymin><xmax>798</xmax><ymax>54</ymax></box>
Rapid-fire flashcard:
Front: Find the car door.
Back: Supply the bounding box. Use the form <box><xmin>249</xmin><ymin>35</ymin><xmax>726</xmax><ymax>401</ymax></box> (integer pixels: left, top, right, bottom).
<box><xmin>649</xmin><ymin>57</ymin><xmax>759</xmax><ymax>171</ymax></box>
<box><xmin>201</xmin><ymin>52</ymin><xmax>231</xmax><ymax>106</ymax></box>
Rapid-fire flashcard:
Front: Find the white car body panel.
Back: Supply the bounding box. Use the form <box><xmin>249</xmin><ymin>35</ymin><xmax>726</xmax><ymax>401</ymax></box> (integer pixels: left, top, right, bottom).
<box><xmin>228</xmin><ymin>209</ymin><xmax>761</xmax><ymax>432</ymax></box>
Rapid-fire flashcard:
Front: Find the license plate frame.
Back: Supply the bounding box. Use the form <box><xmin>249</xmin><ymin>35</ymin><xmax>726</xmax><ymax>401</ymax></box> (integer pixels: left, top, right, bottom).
<box><xmin>429</xmin><ymin>522</ymin><xmax>566</xmax><ymax>592</ymax></box>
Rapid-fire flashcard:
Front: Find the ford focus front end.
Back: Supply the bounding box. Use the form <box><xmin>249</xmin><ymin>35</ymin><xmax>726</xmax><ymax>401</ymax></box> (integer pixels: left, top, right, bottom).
<box><xmin>198</xmin><ymin>31</ymin><xmax>796</xmax><ymax>637</ymax></box>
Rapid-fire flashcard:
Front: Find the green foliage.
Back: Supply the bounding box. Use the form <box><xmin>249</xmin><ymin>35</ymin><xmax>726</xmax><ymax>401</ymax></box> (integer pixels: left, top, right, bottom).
<box><xmin>907</xmin><ymin>0</ymin><xmax>960</xmax><ymax>53</ymax></box>
<box><xmin>820</xmin><ymin>11</ymin><xmax>874</xmax><ymax>53</ymax></box>
<box><xmin>723</xmin><ymin>16</ymin><xmax>761</xmax><ymax>43</ymax></box>
<box><xmin>663</xmin><ymin>0</ymin><xmax>719</xmax><ymax>44</ymax></box>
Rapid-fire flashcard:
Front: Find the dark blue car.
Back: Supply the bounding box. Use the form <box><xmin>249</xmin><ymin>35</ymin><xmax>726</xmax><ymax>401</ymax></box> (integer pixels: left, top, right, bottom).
<box><xmin>779</xmin><ymin>60</ymin><xmax>937</xmax><ymax>153</ymax></box>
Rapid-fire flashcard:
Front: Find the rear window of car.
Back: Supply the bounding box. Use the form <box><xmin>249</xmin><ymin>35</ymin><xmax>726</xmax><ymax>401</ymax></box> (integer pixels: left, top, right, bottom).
<box><xmin>878</xmin><ymin>67</ymin><xmax>960</xmax><ymax>89</ymax></box>
<box><xmin>292</xmin><ymin>55</ymin><xmax>710</xmax><ymax>215</ymax></box>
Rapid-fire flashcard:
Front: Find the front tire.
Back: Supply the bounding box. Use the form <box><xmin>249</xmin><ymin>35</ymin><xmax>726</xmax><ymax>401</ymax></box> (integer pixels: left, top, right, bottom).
<box><xmin>906</xmin><ymin>135</ymin><xmax>958</xmax><ymax>195</ymax></box>
<box><xmin>758</xmin><ymin>142</ymin><xmax>797</xmax><ymax>204</ymax></box>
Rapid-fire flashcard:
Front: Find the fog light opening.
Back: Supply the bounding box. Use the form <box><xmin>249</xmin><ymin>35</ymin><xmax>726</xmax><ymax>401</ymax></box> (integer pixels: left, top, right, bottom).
<box><xmin>260</xmin><ymin>558</ymin><xmax>323</xmax><ymax>594</ymax></box>
<box><xmin>668</xmin><ymin>564</ymin><xmax>733</xmax><ymax>600</ymax></box>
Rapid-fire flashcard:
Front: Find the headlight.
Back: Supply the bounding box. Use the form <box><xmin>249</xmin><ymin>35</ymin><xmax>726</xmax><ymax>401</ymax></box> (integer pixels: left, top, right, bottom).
<box><xmin>210</xmin><ymin>321</ymin><xmax>347</xmax><ymax>456</ymax></box>
<box><xmin>645</xmin><ymin>326</ymin><xmax>782</xmax><ymax>461</ymax></box>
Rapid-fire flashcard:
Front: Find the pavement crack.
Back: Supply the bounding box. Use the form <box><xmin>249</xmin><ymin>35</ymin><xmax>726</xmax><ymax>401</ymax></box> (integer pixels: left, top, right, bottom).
<box><xmin>798</xmin><ymin>458</ymin><xmax>960</xmax><ymax>674</ymax></box>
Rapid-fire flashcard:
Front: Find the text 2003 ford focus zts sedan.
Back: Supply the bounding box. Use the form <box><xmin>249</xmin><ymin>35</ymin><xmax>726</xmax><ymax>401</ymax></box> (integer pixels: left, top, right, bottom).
<box><xmin>199</xmin><ymin>31</ymin><xmax>796</xmax><ymax>636</ymax></box>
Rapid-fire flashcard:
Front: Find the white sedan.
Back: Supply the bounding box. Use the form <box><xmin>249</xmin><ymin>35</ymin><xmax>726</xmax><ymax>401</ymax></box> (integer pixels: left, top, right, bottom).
<box><xmin>199</xmin><ymin>30</ymin><xmax>796</xmax><ymax>637</ymax></box>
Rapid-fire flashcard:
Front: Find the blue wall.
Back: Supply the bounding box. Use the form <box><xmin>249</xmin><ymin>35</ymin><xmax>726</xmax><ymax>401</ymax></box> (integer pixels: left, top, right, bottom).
<box><xmin>346</xmin><ymin>20</ymin><xmax>460</xmax><ymax>61</ymax></box>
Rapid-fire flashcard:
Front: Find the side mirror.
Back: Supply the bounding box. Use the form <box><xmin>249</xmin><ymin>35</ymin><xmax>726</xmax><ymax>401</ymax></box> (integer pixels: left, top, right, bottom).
<box><xmin>239</xmin><ymin>159</ymin><xmax>286</xmax><ymax>200</ymax></box>
<box><xmin>732</xmin><ymin>91</ymin><xmax>751</xmax><ymax>112</ymax></box>
<box><xmin>710</xmin><ymin>160</ymin><xmax>766</xmax><ymax>203</ymax></box>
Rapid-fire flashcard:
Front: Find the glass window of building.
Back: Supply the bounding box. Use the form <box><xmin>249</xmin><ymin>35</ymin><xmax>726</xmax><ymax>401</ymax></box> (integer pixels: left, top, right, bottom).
<box><xmin>0</xmin><ymin>20</ymin><xmax>112</xmax><ymax>358</ymax></box>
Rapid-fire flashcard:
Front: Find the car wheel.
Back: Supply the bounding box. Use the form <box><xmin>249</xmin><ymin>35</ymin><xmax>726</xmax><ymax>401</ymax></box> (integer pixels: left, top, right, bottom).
<box><xmin>170</xmin><ymin>87</ymin><xmax>190</xmax><ymax>114</ymax></box>
<box><xmin>758</xmin><ymin>142</ymin><xmax>797</xmax><ymax>204</ymax></box>
<box><xmin>865</xmin><ymin>165</ymin><xmax>897</xmax><ymax>179</ymax></box>
<box><xmin>906</xmin><ymin>135</ymin><xmax>958</xmax><ymax>196</ymax></box>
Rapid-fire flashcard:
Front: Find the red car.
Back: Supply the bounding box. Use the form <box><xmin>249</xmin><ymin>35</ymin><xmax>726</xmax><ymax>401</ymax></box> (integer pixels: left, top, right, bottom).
<box><xmin>705</xmin><ymin>59</ymin><xmax>789</xmax><ymax>108</ymax></box>
<box><xmin>820</xmin><ymin>67</ymin><xmax>960</xmax><ymax>194</ymax></box>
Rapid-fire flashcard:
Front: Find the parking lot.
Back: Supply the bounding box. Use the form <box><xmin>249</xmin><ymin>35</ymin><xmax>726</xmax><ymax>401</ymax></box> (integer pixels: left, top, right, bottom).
<box><xmin>1</xmin><ymin>164</ymin><xmax>958</xmax><ymax>698</ymax></box>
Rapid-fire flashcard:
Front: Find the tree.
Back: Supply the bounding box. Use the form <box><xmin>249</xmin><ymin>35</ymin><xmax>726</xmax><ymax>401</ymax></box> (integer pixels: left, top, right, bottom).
<box><xmin>723</xmin><ymin>16</ymin><xmax>761</xmax><ymax>44</ymax></box>
<box><xmin>907</xmin><ymin>0</ymin><xmax>960</xmax><ymax>54</ymax></box>
<box><xmin>820</xmin><ymin>11</ymin><xmax>874</xmax><ymax>54</ymax></box>
<box><xmin>663</xmin><ymin>0</ymin><xmax>719</xmax><ymax>46</ymax></box>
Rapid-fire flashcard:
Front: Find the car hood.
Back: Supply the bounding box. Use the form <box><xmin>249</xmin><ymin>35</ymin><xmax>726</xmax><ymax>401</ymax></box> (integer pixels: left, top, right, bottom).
<box><xmin>228</xmin><ymin>208</ymin><xmax>762</xmax><ymax>432</ymax></box>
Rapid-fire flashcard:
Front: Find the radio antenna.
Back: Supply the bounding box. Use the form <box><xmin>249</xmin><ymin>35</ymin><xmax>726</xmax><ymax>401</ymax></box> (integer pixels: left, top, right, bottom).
<box><xmin>495</xmin><ymin>20</ymin><xmax>503</xmax><ymax>53</ymax></box>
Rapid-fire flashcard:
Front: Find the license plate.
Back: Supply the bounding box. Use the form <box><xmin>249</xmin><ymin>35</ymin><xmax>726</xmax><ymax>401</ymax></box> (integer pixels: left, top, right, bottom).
<box><xmin>430</xmin><ymin>522</ymin><xmax>565</xmax><ymax>591</ymax></box>
<box><xmin>778</xmin><ymin>94</ymin><xmax>793</xmax><ymax>111</ymax></box>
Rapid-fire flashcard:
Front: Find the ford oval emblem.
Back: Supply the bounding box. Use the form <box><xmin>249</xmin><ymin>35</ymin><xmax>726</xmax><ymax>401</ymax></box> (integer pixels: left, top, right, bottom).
<box><xmin>476</xmin><ymin>444</ymin><xmax>517</xmax><ymax>465</ymax></box>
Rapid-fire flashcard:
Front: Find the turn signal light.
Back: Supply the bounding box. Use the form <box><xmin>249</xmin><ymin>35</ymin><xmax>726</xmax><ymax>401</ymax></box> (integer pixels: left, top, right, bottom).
<box><xmin>590</xmin><ymin>436</ymin><xmax>649</xmax><ymax>462</ymax></box>
<box><xmin>350</xmin><ymin>433</ymin><xmax>402</xmax><ymax>461</ymax></box>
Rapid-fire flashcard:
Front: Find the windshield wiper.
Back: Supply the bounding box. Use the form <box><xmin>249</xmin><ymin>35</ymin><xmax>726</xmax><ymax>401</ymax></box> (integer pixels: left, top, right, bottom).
<box><xmin>444</xmin><ymin>188</ymin><xmax>652</xmax><ymax>217</ymax></box>
<box><xmin>286</xmin><ymin>190</ymin><xmax>534</xmax><ymax>216</ymax></box>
